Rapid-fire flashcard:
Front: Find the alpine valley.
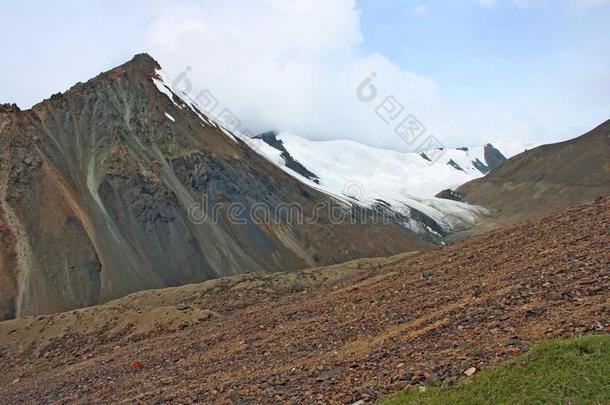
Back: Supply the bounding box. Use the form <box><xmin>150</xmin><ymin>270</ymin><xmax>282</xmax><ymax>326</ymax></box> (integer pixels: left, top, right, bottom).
<box><xmin>0</xmin><ymin>53</ymin><xmax>608</xmax><ymax>405</ymax></box>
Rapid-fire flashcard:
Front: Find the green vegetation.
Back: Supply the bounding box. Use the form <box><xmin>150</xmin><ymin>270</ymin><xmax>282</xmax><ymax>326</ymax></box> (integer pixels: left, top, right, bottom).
<box><xmin>379</xmin><ymin>335</ymin><xmax>610</xmax><ymax>405</ymax></box>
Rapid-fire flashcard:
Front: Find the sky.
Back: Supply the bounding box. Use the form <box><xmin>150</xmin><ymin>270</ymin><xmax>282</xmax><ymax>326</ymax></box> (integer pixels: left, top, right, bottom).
<box><xmin>1</xmin><ymin>0</ymin><xmax>609</xmax><ymax>151</ymax></box>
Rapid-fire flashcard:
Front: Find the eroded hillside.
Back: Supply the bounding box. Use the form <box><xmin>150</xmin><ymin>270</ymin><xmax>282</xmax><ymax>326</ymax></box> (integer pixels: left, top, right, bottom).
<box><xmin>458</xmin><ymin>120</ymin><xmax>610</xmax><ymax>221</ymax></box>
<box><xmin>0</xmin><ymin>54</ymin><xmax>428</xmax><ymax>320</ymax></box>
<box><xmin>1</xmin><ymin>197</ymin><xmax>608</xmax><ymax>403</ymax></box>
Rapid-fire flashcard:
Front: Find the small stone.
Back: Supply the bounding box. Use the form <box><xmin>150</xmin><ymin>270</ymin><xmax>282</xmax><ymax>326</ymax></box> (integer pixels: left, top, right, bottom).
<box><xmin>444</xmin><ymin>376</ymin><xmax>458</xmax><ymax>385</ymax></box>
<box><xmin>504</xmin><ymin>338</ymin><xmax>523</xmax><ymax>347</ymax></box>
<box><xmin>419</xmin><ymin>386</ymin><xmax>427</xmax><ymax>392</ymax></box>
<box><xmin>528</xmin><ymin>304</ymin><xmax>546</xmax><ymax>316</ymax></box>
<box><xmin>11</xmin><ymin>378</ymin><xmax>20</xmax><ymax>385</ymax></box>
<box><xmin>392</xmin><ymin>381</ymin><xmax>409</xmax><ymax>390</ymax></box>
<box><xmin>199</xmin><ymin>309</ymin><xmax>219</xmax><ymax>320</ymax></box>
<box><xmin>316</xmin><ymin>368</ymin><xmax>342</xmax><ymax>382</ymax></box>
<box><xmin>464</xmin><ymin>367</ymin><xmax>477</xmax><ymax>377</ymax></box>
<box><xmin>176</xmin><ymin>303</ymin><xmax>189</xmax><ymax>311</ymax></box>
<box><xmin>422</xmin><ymin>269</ymin><xmax>436</xmax><ymax>279</ymax></box>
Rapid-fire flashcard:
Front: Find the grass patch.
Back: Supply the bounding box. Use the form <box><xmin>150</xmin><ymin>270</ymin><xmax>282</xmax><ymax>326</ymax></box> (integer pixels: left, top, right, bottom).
<box><xmin>379</xmin><ymin>335</ymin><xmax>610</xmax><ymax>405</ymax></box>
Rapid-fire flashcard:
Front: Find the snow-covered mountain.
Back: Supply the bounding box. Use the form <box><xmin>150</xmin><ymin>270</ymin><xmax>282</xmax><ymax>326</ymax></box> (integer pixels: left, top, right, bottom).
<box><xmin>153</xmin><ymin>64</ymin><xmax>529</xmax><ymax>241</ymax></box>
<box><xmin>249</xmin><ymin>132</ymin><xmax>533</xmax><ymax>236</ymax></box>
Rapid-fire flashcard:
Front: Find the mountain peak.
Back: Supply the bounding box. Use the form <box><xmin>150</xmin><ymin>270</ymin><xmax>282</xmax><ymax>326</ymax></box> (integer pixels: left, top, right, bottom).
<box><xmin>21</xmin><ymin>53</ymin><xmax>164</xmax><ymax>110</ymax></box>
<box><xmin>483</xmin><ymin>143</ymin><xmax>507</xmax><ymax>172</ymax></box>
<box><xmin>0</xmin><ymin>103</ymin><xmax>20</xmax><ymax>113</ymax></box>
<box><xmin>117</xmin><ymin>52</ymin><xmax>161</xmax><ymax>76</ymax></box>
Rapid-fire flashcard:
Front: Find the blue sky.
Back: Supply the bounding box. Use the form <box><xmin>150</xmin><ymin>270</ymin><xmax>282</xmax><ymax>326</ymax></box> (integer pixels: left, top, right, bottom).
<box><xmin>358</xmin><ymin>0</ymin><xmax>609</xmax><ymax>102</ymax></box>
<box><xmin>1</xmin><ymin>0</ymin><xmax>609</xmax><ymax>150</ymax></box>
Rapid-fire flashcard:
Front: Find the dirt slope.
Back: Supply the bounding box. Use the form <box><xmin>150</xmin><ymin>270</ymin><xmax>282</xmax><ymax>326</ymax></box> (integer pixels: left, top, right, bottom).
<box><xmin>458</xmin><ymin>119</ymin><xmax>610</xmax><ymax>222</ymax></box>
<box><xmin>0</xmin><ymin>197</ymin><xmax>608</xmax><ymax>404</ymax></box>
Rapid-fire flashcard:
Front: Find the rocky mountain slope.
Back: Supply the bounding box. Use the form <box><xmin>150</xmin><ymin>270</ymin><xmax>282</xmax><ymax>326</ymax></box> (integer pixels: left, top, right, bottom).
<box><xmin>250</xmin><ymin>132</ymin><xmax>531</xmax><ymax>235</ymax></box>
<box><xmin>1</xmin><ymin>197</ymin><xmax>607</xmax><ymax>403</ymax></box>
<box><xmin>0</xmin><ymin>54</ymin><xmax>430</xmax><ymax>320</ymax></box>
<box><xmin>458</xmin><ymin>119</ymin><xmax>610</xmax><ymax>221</ymax></box>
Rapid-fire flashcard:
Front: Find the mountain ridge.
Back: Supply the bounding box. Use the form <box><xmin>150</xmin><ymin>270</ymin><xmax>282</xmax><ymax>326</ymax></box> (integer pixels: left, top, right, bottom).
<box><xmin>0</xmin><ymin>53</ymin><xmax>428</xmax><ymax>320</ymax></box>
<box><xmin>458</xmin><ymin>119</ymin><xmax>610</xmax><ymax>221</ymax></box>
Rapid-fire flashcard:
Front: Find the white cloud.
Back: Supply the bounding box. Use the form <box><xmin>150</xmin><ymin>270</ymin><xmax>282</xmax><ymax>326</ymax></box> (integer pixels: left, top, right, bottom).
<box><xmin>139</xmin><ymin>0</ymin><xmax>606</xmax><ymax>151</ymax></box>
<box><xmin>1</xmin><ymin>0</ymin><xmax>606</xmax><ymax>151</ymax></box>
<box><xmin>142</xmin><ymin>0</ymin><xmax>463</xmax><ymax>150</ymax></box>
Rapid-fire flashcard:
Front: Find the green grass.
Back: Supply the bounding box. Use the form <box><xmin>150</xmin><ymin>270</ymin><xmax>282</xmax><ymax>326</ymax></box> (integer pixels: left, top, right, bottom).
<box><xmin>379</xmin><ymin>335</ymin><xmax>610</xmax><ymax>405</ymax></box>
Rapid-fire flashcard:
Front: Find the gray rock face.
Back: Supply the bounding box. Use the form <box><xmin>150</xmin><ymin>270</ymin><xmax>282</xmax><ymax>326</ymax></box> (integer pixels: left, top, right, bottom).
<box><xmin>483</xmin><ymin>144</ymin><xmax>508</xmax><ymax>172</ymax></box>
<box><xmin>254</xmin><ymin>131</ymin><xmax>320</xmax><ymax>184</ymax></box>
<box><xmin>471</xmin><ymin>144</ymin><xmax>508</xmax><ymax>175</ymax></box>
<box><xmin>435</xmin><ymin>189</ymin><xmax>465</xmax><ymax>202</ymax></box>
<box><xmin>0</xmin><ymin>54</ymin><xmax>428</xmax><ymax>319</ymax></box>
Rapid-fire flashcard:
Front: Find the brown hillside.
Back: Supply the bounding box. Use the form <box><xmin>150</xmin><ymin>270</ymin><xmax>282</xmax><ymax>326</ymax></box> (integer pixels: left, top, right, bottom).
<box><xmin>458</xmin><ymin>120</ymin><xmax>610</xmax><ymax>221</ymax></box>
<box><xmin>0</xmin><ymin>197</ymin><xmax>608</xmax><ymax>403</ymax></box>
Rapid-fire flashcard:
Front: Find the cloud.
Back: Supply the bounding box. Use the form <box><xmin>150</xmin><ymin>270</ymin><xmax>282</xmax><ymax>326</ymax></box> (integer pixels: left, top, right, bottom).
<box><xmin>133</xmin><ymin>0</ymin><xmax>609</xmax><ymax>150</ymax></box>
<box><xmin>142</xmin><ymin>0</ymin><xmax>454</xmax><ymax>150</ymax></box>
<box><xmin>142</xmin><ymin>0</ymin><xmax>525</xmax><ymax>150</ymax></box>
<box><xmin>1</xmin><ymin>0</ymin><xmax>606</xmax><ymax>152</ymax></box>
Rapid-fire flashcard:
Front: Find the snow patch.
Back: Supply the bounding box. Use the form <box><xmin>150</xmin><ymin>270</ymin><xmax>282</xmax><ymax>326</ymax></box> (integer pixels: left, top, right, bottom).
<box><xmin>164</xmin><ymin>112</ymin><xmax>175</xmax><ymax>122</ymax></box>
<box><xmin>151</xmin><ymin>69</ymin><xmax>238</xmax><ymax>142</ymax></box>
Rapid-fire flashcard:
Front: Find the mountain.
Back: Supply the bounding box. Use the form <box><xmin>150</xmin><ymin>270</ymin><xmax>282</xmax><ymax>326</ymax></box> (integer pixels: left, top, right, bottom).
<box><xmin>250</xmin><ymin>132</ymin><xmax>530</xmax><ymax>236</ymax></box>
<box><xmin>0</xmin><ymin>54</ymin><xmax>428</xmax><ymax>320</ymax></box>
<box><xmin>1</xmin><ymin>197</ymin><xmax>607</xmax><ymax>403</ymax></box>
<box><xmin>458</xmin><ymin>120</ymin><xmax>610</xmax><ymax>221</ymax></box>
